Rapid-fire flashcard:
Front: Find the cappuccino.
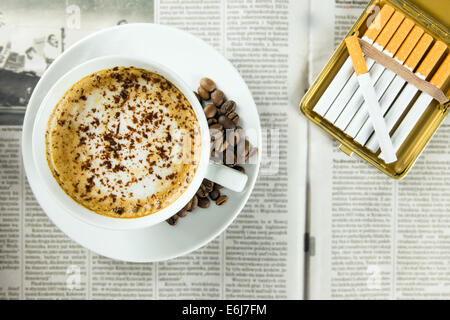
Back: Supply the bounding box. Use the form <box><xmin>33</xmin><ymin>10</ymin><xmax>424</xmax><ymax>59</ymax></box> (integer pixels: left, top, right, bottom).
<box><xmin>46</xmin><ymin>67</ymin><xmax>201</xmax><ymax>218</ymax></box>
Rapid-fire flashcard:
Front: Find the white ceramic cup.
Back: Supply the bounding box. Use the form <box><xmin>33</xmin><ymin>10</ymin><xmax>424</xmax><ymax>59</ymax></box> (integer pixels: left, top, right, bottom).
<box><xmin>32</xmin><ymin>55</ymin><xmax>248</xmax><ymax>230</ymax></box>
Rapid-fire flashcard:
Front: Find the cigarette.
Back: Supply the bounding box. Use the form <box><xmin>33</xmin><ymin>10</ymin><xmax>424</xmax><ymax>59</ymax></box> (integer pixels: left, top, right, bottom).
<box><xmin>366</xmin><ymin>40</ymin><xmax>447</xmax><ymax>153</ymax></box>
<box><xmin>324</xmin><ymin>11</ymin><xmax>405</xmax><ymax>123</ymax></box>
<box><xmin>380</xmin><ymin>53</ymin><xmax>450</xmax><ymax>161</ymax></box>
<box><xmin>313</xmin><ymin>5</ymin><xmax>395</xmax><ymax>116</ymax></box>
<box><xmin>334</xmin><ymin>17</ymin><xmax>415</xmax><ymax>131</ymax></box>
<box><xmin>355</xmin><ymin>32</ymin><xmax>432</xmax><ymax>146</ymax></box>
<box><xmin>344</xmin><ymin>25</ymin><xmax>423</xmax><ymax>137</ymax></box>
<box><xmin>346</xmin><ymin>35</ymin><xmax>397</xmax><ymax>163</ymax></box>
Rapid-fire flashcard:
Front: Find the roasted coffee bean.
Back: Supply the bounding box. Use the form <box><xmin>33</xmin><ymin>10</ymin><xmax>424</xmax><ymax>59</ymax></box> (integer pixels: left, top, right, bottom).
<box><xmin>234</xmin><ymin>165</ymin><xmax>245</xmax><ymax>174</ymax></box>
<box><xmin>220</xmin><ymin>100</ymin><xmax>236</xmax><ymax>115</ymax></box>
<box><xmin>211</xmin><ymin>89</ymin><xmax>225</xmax><ymax>106</ymax></box>
<box><xmin>209</xmin><ymin>123</ymin><xmax>224</xmax><ymax>131</ymax></box>
<box><xmin>198</xmin><ymin>197</ymin><xmax>210</xmax><ymax>208</ymax></box>
<box><xmin>203</xmin><ymin>104</ymin><xmax>217</xmax><ymax>119</ymax></box>
<box><xmin>203</xmin><ymin>179</ymin><xmax>214</xmax><ymax>192</ymax></box>
<box><xmin>214</xmin><ymin>184</ymin><xmax>223</xmax><ymax>191</ymax></box>
<box><xmin>166</xmin><ymin>214</ymin><xmax>179</xmax><ymax>225</ymax></box>
<box><xmin>209</xmin><ymin>190</ymin><xmax>220</xmax><ymax>200</ymax></box>
<box><xmin>218</xmin><ymin>115</ymin><xmax>236</xmax><ymax>130</ymax></box>
<box><xmin>227</xmin><ymin>112</ymin><xmax>239</xmax><ymax>124</ymax></box>
<box><xmin>194</xmin><ymin>91</ymin><xmax>201</xmax><ymax>102</ymax></box>
<box><xmin>177</xmin><ymin>208</ymin><xmax>188</xmax><ymax>217</ymax></box>
<box><xmin>196</xmin><ymin>186</ymin><xmax>208</xmax><ymax>198</ymax></box>
<box><xmin>198</xmin><ymin>86</ymin><xmax>210</xmax><ymax>100</ymax></box>
<box><xmin>184</xmin><ymin>198</ymin><xmax>193</xmax><ymax>211</ymax></box>
<box><xmin>207</xmin><ymin>118</ymin><xmax>218</xmax><ymax>126</ymax></box>
<box><xmin>200</xmin><ymin>78</ymin><xmax>216</xmax><ymax>92</ymax></box>
<box><xmin>188</xmin><ymin>195</ymin><xmax>198</xmax><ymax>211</ymax></box>
<box><xmin>216</xmin><ymin>195</ymin><xmax>228</xmax><ymax>206</ymax></box>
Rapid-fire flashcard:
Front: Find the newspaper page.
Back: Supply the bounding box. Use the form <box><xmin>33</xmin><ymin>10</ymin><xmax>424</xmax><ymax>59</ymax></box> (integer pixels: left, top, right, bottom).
<box><xmin>307</xmin><ymin>0</ymin><xmax>450</xmax><ymax>299</ymax></box>
<box><xmin>0</xmin><ymin>0</ymin><xmax>308</xmax><ymax>299</ymax></box>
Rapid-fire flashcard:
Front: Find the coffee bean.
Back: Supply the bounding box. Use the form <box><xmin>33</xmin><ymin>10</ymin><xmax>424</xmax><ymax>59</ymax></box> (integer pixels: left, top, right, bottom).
<box><xmin>194</xmin><ymin>91</ymin><xmax>201</xmax><ymax>102</ymax></box>
<box><xmin>196</xmin><ymin>186</ymin><xmax>208</xmax><ymax>198</ymax></box>
<box><xmin>177</xmin><ymin>208</ymin><xmax>188</xmax><ymax>217</ymax></box>
<box><xmin>203</xmin><ymin>179</ymin><xmax>214</xmax><ymax>192</ymax></box>
<box><xmin>166</xmin><ymin>214</ymin><xmax>179</xmax><ymax>225</ymax></box>
<box><xmin>188</xmin><ymin>195</ymin><xmax>198</xmax><ymax>211</ymax></box>
<box><xmin>198</xmin><ymin>197</ymin><xmax>210</xmax><ymax>208</ymax></box>
<box><xmin>209</xmin><ymin>190</ymin><xmax>220</xmax><ymax>200</ymax></box>
<box><xmin>211</xmin><ymin>89</ymin><xmax>225</xmax><ymax>106</ymax></box>
<box><xmin>227</xmin><ymin>112</ymin><xmax>239</xmax><ymax>124</ymax></box>
<box><xmin>207</xmin><ymin>118</ymin><xmax>217</xmax><ymax>126</ymax></box>
<box><xmin>209</xmin><ymin>123</ymin><xmax>224</xmax><ymax>131</ymax></box>
<box><xmin>220</xmin><ymin>100</ymin><xmax>236</xmax><ymax>115</ymax></box>
<box><xmin>200</xmin><ymin>78</ymin><xmax>216</xmax><ymax>92</ymax></box>
<box><xmin>203</xmin><ymin>103</ymin><xmax>217</xmax><ymax>119</ymax></box>
<box><xmin>214</xmin><ymin>184</ymin><xmax>223</xmax><ymax>191</ymax></box>
<box><xmin>198</xmin><ymin>86</ymin><xmax>210</xmax><ymax>100</ymax></box>
<box><xmin>234</xmin><ymin>165</ymin><xmax>245</xmax><ymax>174</ymax></box>
<box><xmin>216</xmin><ymin>195</ymin><xmax>228</xmax><ymax>205</ymax></box>
<box><xmin>218</xmin><ymin>115</ymin><xmax>236</xmax><ymax>130</ymax></box>
<box><xmin>184</xmin><ymin>199</ymin><xmax>193</xmax><ymax>211</ymax></box>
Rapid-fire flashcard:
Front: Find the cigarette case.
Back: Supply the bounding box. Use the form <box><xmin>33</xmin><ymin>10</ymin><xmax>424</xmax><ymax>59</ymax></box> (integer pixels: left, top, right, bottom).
<box><xmin>300</xmin><ymin>0</ymin><xmax>449</xmax><ymax>179</ymax></box>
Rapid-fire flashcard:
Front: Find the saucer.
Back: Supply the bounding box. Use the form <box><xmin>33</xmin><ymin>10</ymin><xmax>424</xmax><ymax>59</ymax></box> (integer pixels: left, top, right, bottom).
<box><xmin>22</xmin><ymin>23</ymin><xmax>261</xmax><ymax>262</ymax></box>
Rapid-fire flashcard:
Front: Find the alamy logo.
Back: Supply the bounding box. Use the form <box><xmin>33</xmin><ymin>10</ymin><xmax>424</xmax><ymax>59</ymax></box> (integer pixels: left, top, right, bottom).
<box><xmin>66</xmin><ymin>4</ymin><xmax>81</xmax><ymax>29</ymax></box>
<box><xmin>66</xmin><ymin>265</ymin><xmax>81</xmax><ymax>290</ymax></box>
<box><xmin>366</xmin><ymin>265</ymin><xmax>382</xmax><ymax>290</ymax></box>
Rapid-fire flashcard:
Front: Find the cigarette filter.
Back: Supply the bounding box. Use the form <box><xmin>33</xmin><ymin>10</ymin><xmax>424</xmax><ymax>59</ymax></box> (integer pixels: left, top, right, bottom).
<box><xmin>355</xmin><ymin>32</ymin><xmax>433</xmax><ymax>146</ymax></box>
<box><xmin>334</xmin><ymin>18</ymin><xmax>415</xmax><ymax>130</ymax></box>
<box><xmin>380</xmin><ymin>53</ymin><xmax>450</xmax><ymax>161</ymax></box>
<box><xmin>344</xmin><ymin>25</ymin><xmax>424</xmax><ymax>137</ymax></box>
<box><xmin>346</xmin><ymin>35</ymin><xmax>397</xmax><ymax>163</ymax></box>
<box><xmin>312</xmin><ymin>5</ymin><xmax>395</xmax><ymax>116</ymax></box>
<box><xmin>324</xmin><ymin>11</ymin><xmax>405</xmax><ymax>123</ymax></box>
<box><xmin>366</xmin><ymin>40</ymin><xmax>447</xmax><ymax>152</ymax></box>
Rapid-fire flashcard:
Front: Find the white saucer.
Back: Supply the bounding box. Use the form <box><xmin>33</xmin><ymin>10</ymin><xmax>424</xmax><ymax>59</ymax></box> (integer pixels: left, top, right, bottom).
<box><xmin>22</xmin><ymin>23</ymin><xmax>261</xmax><ymax>262</ymax></box>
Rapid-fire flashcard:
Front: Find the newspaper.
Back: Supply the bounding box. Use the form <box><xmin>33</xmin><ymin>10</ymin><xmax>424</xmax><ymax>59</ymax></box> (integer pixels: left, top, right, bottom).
<box><xmin>0</xmin><ymin>0</ymin><xmax>307</xmax><ymax>299</ymax></box>
<box><xmin>307</xmin><ymin>0</ymin><xmax>450</xmax><ymax>299</ymax></box>
<box><xmin>1</xmin><ymin>0</ymin><xmax>449</xmax><ymax>300</ymax></box>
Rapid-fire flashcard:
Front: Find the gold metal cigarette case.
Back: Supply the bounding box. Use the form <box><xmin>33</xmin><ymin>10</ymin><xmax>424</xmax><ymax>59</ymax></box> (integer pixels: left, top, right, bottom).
<box><xmin>300</xmin><ymin>0</ymin><xmax>449</xmax><ymax>179</ymax></box>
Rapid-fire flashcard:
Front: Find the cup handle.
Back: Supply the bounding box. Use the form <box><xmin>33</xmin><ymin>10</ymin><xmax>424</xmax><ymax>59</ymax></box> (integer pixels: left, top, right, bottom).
<box><xmin>205</xmin><ymin>162</ymin><xmax>248</xmax><ymax>192</ymax></box>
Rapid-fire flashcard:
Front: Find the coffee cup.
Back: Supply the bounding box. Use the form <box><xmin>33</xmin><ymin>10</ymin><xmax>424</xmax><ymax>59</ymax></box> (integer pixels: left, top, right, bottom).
<box><xmin>32</xmin><ymin>55</ymin><xmax>248</xmax><ymax>230</ymax></box>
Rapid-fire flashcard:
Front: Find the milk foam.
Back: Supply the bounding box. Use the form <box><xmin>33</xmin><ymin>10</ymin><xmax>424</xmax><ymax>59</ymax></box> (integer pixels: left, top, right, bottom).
<box><xmin>46</xmin><ymin>67</ymin><xmax>201</xmax><ymax>218</ymax></box>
